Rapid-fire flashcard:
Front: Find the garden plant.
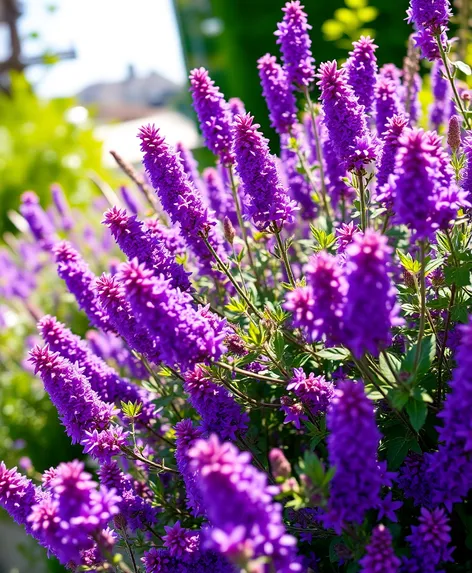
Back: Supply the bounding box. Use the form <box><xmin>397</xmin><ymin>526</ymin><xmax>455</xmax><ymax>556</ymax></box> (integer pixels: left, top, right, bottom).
<box><xmin>2</xmin><ymin>0</ymin><xmax>472</xmax><ymax>571</ymax></box>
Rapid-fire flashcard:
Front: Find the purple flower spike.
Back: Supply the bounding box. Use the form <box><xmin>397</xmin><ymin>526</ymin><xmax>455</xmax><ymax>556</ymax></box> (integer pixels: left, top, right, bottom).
<box><xmin>103</xmin><ymin>206</ymin><xmax>190</xmax><ymax>291</ymax></box>
<box><xmin>376</xmin><ymin>114</ymin><xmax>410</xmax><ymax>193</ymax></box>
<box><xmin>375</xmin><ymin>75</ymin><xmax>403</xmax><ymax>137</ymax></box>
<box><xmin>189</xmin><ymin>68</ymin><xmax>234</xmax><ymax>165</ymax></box>
<box><xmin>342</xmin><ymin>230</ymin><xmax>402</xmax><ymax>358</ymax></box>
<box><xmin>138</xmin><ymin>124</ymin><xmax>227</xmax><ymax>276</ymax></box>
<box><xmin>359</xmin><ymin>525</ymin><xmax>400</xmax><ymax>573</ymax></box>
<box><xmin>257</xmin><ymin>53</ymin><xmax>297</xmax><ymax>135</ymax></box>
<box><xmin>20</xmin><ymin>191</ymin><xmax>57</xmax><ymax>249</ymax></box>
<box><xmin>275</xmin><ymin>1</ymin><xmax>315</xmax><ymax>88</ymax></box>
<box><xmin>174</xmin><ymin>419</ymin><xmax>205</xmax><ymax>516</ymax></box>
<box><xmin>233</xmin><ymin>113</ymin><xmax>296</xmax><ymax>230</ymax></box>
<box><xmin>345</xmin><ymin>36</ymin><xmax>378</xmax><ymax>114</ymax></box>
<box><xmin>430</xmin><ymin>61</ymin><xmax>452</xmax><ymax>131</ymax></box>
<box><xmin>228</xmin><ymin>97</ymin><xmax>246</xmax><ymax>119</ymax></box>
<box><xmin>286</xmin><ymin>368</ymin><xmax>334</xmax><ymax>419</ymax></box>
<box><xmin>188</xmin><ymin>434</ymin><xmax>303</xmax><ymax>571</ymax></box>
<box><xmin>184</xmin><ymin>365</ymin><xmax>248</xmax><ymax>441</ymax></box>
<box><xmin>37</xmin><ymin>315</ymin><xmax>157</xmax><ymax>424</ymax></box>
<box><xmin>118</xmin><ymin>259</ymin><xmax>226</xmax><ymax>370</ymax></box>
<box><xmin>51</xmin><ymin>184</ymin><xmax>74</xmax><ymax>230</ymax></box>
<box><xmin>98</xmin><ymin>460</ymin><xmax>158</xmax><ymax>531</ymax></box>
<box><xmin>425</xmin><ymin>318</ymin><xmax>472</xmax><ymax>508</ymax></box>
<box><xmin>407</xmin><ymin>0</ymin><xmax>451</xmax><ymax>61</ymax></box>
<box><xmin>284</xmin><ymin>251</ymin><xmax>347</xmax><ymax>346</ymax></box>
<box><xmin>325</xmin><ymin>381</ymin><xmax>384</xmax><ymax>532</ymax></box>
<box><xmin>53</xmin><ymin>241</ymin><xmax>113</xmax><ymax>331</ymax></box>
<box><xmin>29</xmin><ymin>460</ymin><xmax>120</xmax><ymax>566</ymax></box>
<box><xmin>95</xmin><ymin>273</ymin><xmax>161</xmax><ymax>363</ymax></box>
<box><xmin>0</xmin><ymin>462</ymin><xmax>41</xmax><ymax>533</ymax></box>
<box><xmin>203</xmin><ymin>167</ymin><xmax>237</xmax><ymax>226</ymax></box>
<box><xmin>404</xmin><ymin>507</ymin><xmax>453</xmax><ymax>571</ymax></box>
<box><xmin>29</xmin><ymin>345</ymin><xmax>116</xmax><ymax>445</ymax></box>
<box><xmin>317</xmin><ymin>61</ymin><xmax>376</xmax><ymax>171</ymax></box>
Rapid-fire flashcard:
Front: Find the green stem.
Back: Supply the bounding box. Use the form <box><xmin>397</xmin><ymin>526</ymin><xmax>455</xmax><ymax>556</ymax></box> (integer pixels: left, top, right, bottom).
<box><xmin>436</xmin><ymin>35</ymin><xmax>471</xmax><ymax>129</ymax></box>
<box><xmin>356</xmin><ymin>170</ymin><xmax>367</xmax><ymax>231</ymax></box>
<box><xmin>381</xmin><ymin>213</ymin><xmax>391</xmax><ymax>235</ymax></box>
<box><xmin>215</xmin><ymin>360</ymin><xmax>285</xmax><ymax>384</ymax></box>
<box><xmin>436</xmin><ymin>284</ymin><xmax>456</xmax><ymax>405</ymax></box>
<box><xmin>274</xmin><ymin>226</ymin><xmax>296</xmax><ymax>287</ymax></box>
<box><xmin>200</xmin><ymin>232</ymin><xmax>264</xmax><ymax>319</ymax></box>
<box><xmin>414</xmin><ymin>241</ymin><xmax>427</xmax><ymax>373</ymax></box>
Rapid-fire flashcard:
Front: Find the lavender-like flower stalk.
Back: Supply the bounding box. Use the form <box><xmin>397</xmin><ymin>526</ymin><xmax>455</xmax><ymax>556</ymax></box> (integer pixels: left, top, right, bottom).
<box><xmin>345</xmin><ymin>36</ymin><xmax>378</xmax><ymax>114</ymax></box>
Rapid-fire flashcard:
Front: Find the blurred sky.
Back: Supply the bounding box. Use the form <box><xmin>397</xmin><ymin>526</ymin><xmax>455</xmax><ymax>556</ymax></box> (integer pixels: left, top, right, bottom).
<box><xmin>0</xmin><ymin>0</ymin><xmax>187</xmax><ymax>97</ymax></box>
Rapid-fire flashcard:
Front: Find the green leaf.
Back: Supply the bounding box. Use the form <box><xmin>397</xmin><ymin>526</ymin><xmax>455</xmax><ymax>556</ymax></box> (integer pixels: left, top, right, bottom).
<box><xmin>444</xmin><ymin>265</ymin><xmax>471</xmax><ymax>287</ymax></box>
<box><xmin>424</xmin><ymin>257</ymin><xmax>444</xmax><ymax>277</ymax></box>
<box><xmin>386</xmin><ymin>434</ymin><xmax>421</xmax><ymax>469</ymax></box>
<box><xmin>406</xmin><ymin>398</ymin><xmax>428</xmax><ymax>432</ymax></box>
<box><xmin>273</xmin><ymin>331</ymin><xmax>285</xmax><ymax>360</ymax></box>
<box><xmin>397</xmin><ymin>250</ymin><xmax>420</xmax><ymax>274</ymax></box>
<box><xmin>452</xmin><ymin>60</ymin><xmax>472</xmax><ymax>75</ymax></box>
<box><xmin>389</xmin><ymin>387</ymin><xmax>410</xmax><ymax>411</ymax></box>
<box><xmin>316</xmin><ymin>347</ymin><xmax>351</xmax><ymax>361</ymax></box>
<box><xmin>379</xmin><ymin>352</ymin><xmax>401</xmax><ymax>385</ymax></box>
<box><xmin>402</xmin><ymin>334</ymin><xmax>436</xmax><ymax>375</ymax></box>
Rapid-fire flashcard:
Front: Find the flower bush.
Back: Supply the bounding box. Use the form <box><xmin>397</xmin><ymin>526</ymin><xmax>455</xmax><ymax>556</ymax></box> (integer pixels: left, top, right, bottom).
<box><xmin>2</xmin><ymin>0</ymin><xmax>472</xmax><ymax>571</ymax></box>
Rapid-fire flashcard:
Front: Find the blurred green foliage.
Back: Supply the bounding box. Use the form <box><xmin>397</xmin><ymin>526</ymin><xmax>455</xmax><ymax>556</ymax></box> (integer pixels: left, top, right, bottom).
<box><xmin>322</xmin><ymin>0</ymin><xmax>378</xmax><ymax>50</ymax></box>
<box><xmin>0</xmin><ymin>72</ymin><xmax>110</xmax><ymax>235</ymax></box>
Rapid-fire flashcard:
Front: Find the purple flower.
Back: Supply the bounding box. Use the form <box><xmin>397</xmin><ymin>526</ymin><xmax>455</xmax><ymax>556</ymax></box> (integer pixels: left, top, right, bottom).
<box><xmin>184</xmin><ymin>366</ymin><xmax>249</xmax><ymax>440</ymax></box>
<box><xmin>257</xmin><ymin>53</ymin><xmax>297</xmax><ymax>135</ymax></box>
<box><xmin>320</xmin><ymin>126</ymin><xmax>353</xmax><ymax>209</ymax></box>
<box><xmin>426</xmin><ymin>318</ymin><xmax>472</xmax><ymax>508</ymax></box>
<box><xmin>336</xmin><ymin>221</ymin><xmax>361</xmax><ymax>254</ymax></box>
<box><xmin>376</xmin><ymin>114</ymin><xmax>410</xmax><ymax>197</ymax></box>
<box><xmin>461</xmin><ymin>136</ymin><xmax>472</xmax><ymax>200</ymax></box>
<box><xmin>37</xmin><ymin>315</ymin><xmax>157</xmax><ymax>424</ymax></box>
<box><xmin>396</xmin><ymin>453</ymin><xmax>433</xmax><ymax>507</ymax></box>
<box><xmin>375</xmin><ymin>75</ymin><xmax>403</xmax><ymax>137</ymax></box>
<box><xmin>377</xmin><ymin>492</ymin><xmax>403</xmax><ymax>522</ymax></box>
<box><xmin>202</xmin><ymin>167</ymin><xmax>237</xmax><ymax>226</ymax></box>
<box><xmin>233</xmin><ymin>113</ymin><xmax>296</xmax><ymax>230</ymax></box>
<box><xmin>142</xmin><ymin>539</ymin><xmax>235</xmax><ymax>572</ymax></box>
<box><xmin>51</xmin><ymin>184</ymin><xmax>74</xmax><ymax>230</ymax></box>
<box><xmin>345</xmin><ymin>36</ymin><xmax>378</xmax><ymax>114</ymax></box>
<box><xmin>119</xmin><ymin>185</ymin><xmax>140</xmax><ymax>215</ymax></box>
<box><xmin>390</xmin><ymin>128</ymin><xmax>443</xmax><ymax>240</ymax></box>
<box><xmin>430</xmin><ymin>61</ymin><xmax>452</xmax><ymax>130</ymax></box>
<box><xmin>280</xmin><ymin>395</ymin><xmax>306</xmax><ymax>429</ymax></box>
<box><xmin>284</xmin><ymin>251</ymin><xmax>347</xmax><ymax>346</ymax></box>
<box><xmin>359</xmin><ymin>524</ymin><xmax>400</xmax><ymax>573</ymax></box>
<box><xmin>228</xmin><ymin>97</ymin><xmax>246</xmax><ymax>119</ymax></box>
<box><xmin>174</xmin><ymin>419</ymin><xmax>205</xmax><ymax>516</ymax></box>
<box><xmin>95</xmin><ymin>273</ymin><xmax>161</xmax><ymax>363</ymax></box>
<box><xmin>103</xmin><ymin>206</ymin><xmax>190</xmax><ymax>291</ymax></box>
<box><xmin>342</xmin><ymin>230</ymin><xmax>402</xmax><ymax>358</ymax></box>
<box><xmin>404</xmin><ymin>507</ymin><xmax>453</xmax><ymax>572</ymax></box>
<box><xmin>281</xmin><ymin>131</ymin><xmax>317</xmax><ymax>220</ymax></box>
<box><xmin>318</xmin><ymin>61</ymin><xmax>376</xmax><ymax>171</ymax></box>
<box><xmin>138</xmin><ymin>124</ymin><xmax>227</xmax><ymax>275</ymax></box>
<box><xmin>407</xmin><ymin>0</ymin><xmax>451</xmax><ymax>61</ymax></box>
<box><xmin>188</xmin><ymin>434</ymin><xmax>302</xmax><ymax>571</ymax></box>
<box><xmin>269</xmin><ymin>448</ymin><xmax>292</xmax><ymax>480</ymax></box>
<box><xmin>29</xmin><ymin>460</ymin><xmax>120</xmax><ymax>566</ymax></box>
<box><xmin>287</xmin><ymin>367</ymin><xmax>334</xmax><ymax>418</ymax></box>
<box><xmin>20</xmin><ymin>191</ymin><xmax>57</xmax><ymax>249</ymax></box>
<box><xmin>53</xmin><ymin>241</ymin><xmax>113</xmax><ymax>331</ymax></box>
<box><xmin>98</xmin><ymin>460</ymin><xmax>158</xmax><ymax>531</ymax></box>
<box><xmin>29</xmin><ymin>345</ymin><xmax>116</xmax><ymax>445</ymax></box>
<box><xmin>0</xmin><ymin>462</ymin><xmax>41</xmax><ymax>533</ymax></box>
<box><xmin>325</xmin><ymin>381</ymin><xmax>384</xmax><ymax>532</ymax></box>
<box><xmin>408</xmin><ymin>73</ymin><xmax>423</xmax><ymax>125</ymax></box>
<box><xmin>189</xmin><ymin>68</ymin><xmax>234</xmax><ymax>165</ymax></box>
<box><xmin>144</xmin><ymin>218</ymin><xmax>187</xmax><ymax>257</ymax></box>
<box><xmin>118</xmin><ymin>259</ymin><xmax>226</xmax><ymax>370</ymax></box>
<box><xmin>275</xmin><ymin>1</ymin><xmax>315</xmax><ymax>88</ymax></box>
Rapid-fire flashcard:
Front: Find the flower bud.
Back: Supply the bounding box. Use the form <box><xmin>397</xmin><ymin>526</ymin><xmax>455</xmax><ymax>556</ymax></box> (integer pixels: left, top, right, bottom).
<box><xmin>223</xmin><ymin>216</ymin><xmax>236</xmax><ymax>245</ymax></box>
<box><xmin>447</xmin><ymin>115</ymin><xmax>462</xmax><ymax>152</ymax></box>
<box><xmin>269</xmin><ymin>447</ymin><xmax>291</xmax><ymax>479</ymax></box>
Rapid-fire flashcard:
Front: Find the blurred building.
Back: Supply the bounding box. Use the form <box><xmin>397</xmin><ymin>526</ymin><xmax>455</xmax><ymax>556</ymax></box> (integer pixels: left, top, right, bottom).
<box><xmin>77</xmin><ymin>65</ymin><xmax>181</xmax><ymax>121</ymax></box>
